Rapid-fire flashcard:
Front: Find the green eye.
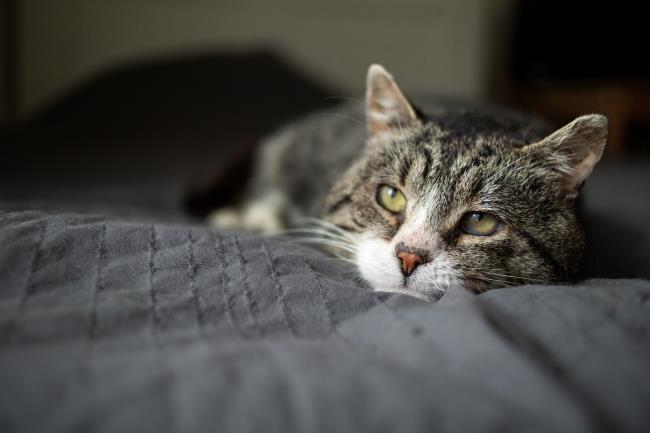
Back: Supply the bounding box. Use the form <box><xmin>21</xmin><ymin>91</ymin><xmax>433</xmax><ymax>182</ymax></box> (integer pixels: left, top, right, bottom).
<box><xmin>376</xmin><ymin>185</ymin><xmax>407</xmax><ymax>213</ymax></box>
<box><xmin>460</xmin><ymin>212</ymin><xmax>499</xmax><ymax>236</ymax></box>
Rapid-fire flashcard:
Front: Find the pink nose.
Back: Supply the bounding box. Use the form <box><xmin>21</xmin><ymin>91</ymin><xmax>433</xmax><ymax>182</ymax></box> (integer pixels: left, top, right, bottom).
<box><xmin>396</xmin><ymin>250</ymin><xmax>425</xmax><ymax>277</ymax></box>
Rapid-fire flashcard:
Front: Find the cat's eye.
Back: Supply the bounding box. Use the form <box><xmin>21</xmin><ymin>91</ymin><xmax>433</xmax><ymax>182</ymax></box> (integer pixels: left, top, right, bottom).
<box><xmin>376</xmin><ymin>185</ymin><xmax>407</xmax><ymax>214</ymax></box>
<box><xmin>459</xmin><ymin>212</ymin><xmax>499</xmax><ymax>236</ymax></box>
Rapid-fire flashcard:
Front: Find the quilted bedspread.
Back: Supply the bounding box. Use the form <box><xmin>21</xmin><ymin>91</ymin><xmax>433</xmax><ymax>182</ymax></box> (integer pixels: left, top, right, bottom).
<box><xmin>1</xmin><ymin>208</ymin><xmax>650</xmax><ymax>433</ymax></box>
<box><xmin>2</xmin><ymin>54</ymin><xmax>649</xmax><ymax>433</ymax></box>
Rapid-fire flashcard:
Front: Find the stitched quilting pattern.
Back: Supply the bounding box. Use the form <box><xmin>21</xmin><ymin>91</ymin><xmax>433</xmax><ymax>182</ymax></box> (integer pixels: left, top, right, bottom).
<box><xmin>2</xmin><ymin>209</ymin><xmax>650</xmax><ymax>433</ymax></box>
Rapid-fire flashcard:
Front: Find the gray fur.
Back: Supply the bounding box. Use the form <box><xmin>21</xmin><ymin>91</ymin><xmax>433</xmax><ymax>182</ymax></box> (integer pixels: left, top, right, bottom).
<box><xmin>218</xmin><ymin>65</ymin><xmax>607</xmax><ymax>299</ymax></box>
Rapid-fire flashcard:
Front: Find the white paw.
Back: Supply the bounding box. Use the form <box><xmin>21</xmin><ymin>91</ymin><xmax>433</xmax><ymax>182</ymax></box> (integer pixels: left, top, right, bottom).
<box><xmin>208</xmin><ymin>191</ymin><xmax>288</xmax><ymax>233</ymax></box>
<box><xmin>208</xmin><ymin>208</ymin><xmax>243</xmax><ymax>229</ymax></box>
<box><xmin>242</xmin><ymin>202</ymin><xmax>284</xmax><ymax>233</ymax></box>
<box><xmin>207</xmin><ymin>201</ymin><xmax>285</xmax><ymax>233</ymax></box>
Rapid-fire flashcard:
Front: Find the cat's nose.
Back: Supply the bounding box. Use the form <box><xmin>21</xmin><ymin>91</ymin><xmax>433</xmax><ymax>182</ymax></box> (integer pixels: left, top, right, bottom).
<box><xmin>396</xmin><ymin>250</ymin><xmax>426</xmax><ymax>277</ymax></box>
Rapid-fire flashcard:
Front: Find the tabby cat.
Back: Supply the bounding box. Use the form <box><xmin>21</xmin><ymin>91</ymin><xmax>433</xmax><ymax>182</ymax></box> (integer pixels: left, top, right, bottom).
<box><xmin>210</xmin><ymin>65</ymin><xmax>607</xmax><ymax>302</ymax></box>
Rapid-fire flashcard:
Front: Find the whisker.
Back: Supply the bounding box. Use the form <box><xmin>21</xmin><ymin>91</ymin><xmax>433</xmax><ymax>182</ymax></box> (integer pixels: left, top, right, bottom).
<box><xmin>467</xmin><ymin>275</ymin><xmax>513</xmax><ymax>286</ymax></box>
<box><xmin>457</xmin><ymin>265</ymin><xmax>553</xmax><ymax>284</ymax></box>
<box><xmin>310</xmin><ymin>112</ymin><xmax>365</xmax><ymax>127</ymax></box>
<box><xmin>288</xmin><ymin>229</ymin><xmax>356</xmax><ymax>247</ymax></box>
<box><xmin>274</xmin><ymin>229</ymin><xmax>356</xmax><ymax>247</ymax></box>
<box><xmin>268</xmin><ymin>225</ymin><xmax>355</xmax><ymax>245</ymax></box>
<box><xmin>395</xmin><ymin>111</ymin><xmax>408</xmax><ymax>148</ymax></box>
<box><xmin>459</xmin><ymin>271</ymin><xmax>516</xmax><ymax>285</ymax></box>
<box><xmin>479</xmin><ymin>271</ymin><xmax>551</xmax><ymax>284</ymax></box>
<box><xmin>289</xmin><ymin>238</ymin><xmax>358</xmax><ymax>255</ymax></box>
<box><xmin>299</xmin><ymin>216</ymin><xmax>347</xmax><ymax>230</ymax></box>
<box><xmin>273</xmin><ymin>228</ymin><xmax>354</xmax><ymax>244</ymax></box>
<box><xmin>297</xmin><ymin>217</ymin><xmax>357</xmax><ymax>241</ymax></box>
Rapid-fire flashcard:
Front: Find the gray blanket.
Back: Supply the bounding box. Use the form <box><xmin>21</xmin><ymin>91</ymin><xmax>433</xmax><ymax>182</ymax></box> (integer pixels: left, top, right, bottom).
<box><xmin>1</xmin><ymin>208</ymin><xmax>650</xmax><ymax>433</ymax></box>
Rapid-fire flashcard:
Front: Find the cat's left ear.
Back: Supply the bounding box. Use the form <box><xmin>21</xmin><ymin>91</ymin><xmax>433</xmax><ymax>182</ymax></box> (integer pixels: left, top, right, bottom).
<box><xmin>525</xmin><ymin>114</ymin><xmax>608</xmax><ymax>200</ymax></box>
<box><xmin>366</xmin><ymin>64</ymin><xmax>421</xmax><ymax>141</ymax></box>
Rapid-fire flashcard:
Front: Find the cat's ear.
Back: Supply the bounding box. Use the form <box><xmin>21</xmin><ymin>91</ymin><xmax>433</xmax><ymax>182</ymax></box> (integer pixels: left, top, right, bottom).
<box><xmin>525</xmin><ymin>114</ymin><xmax>608</xmax><ymax>200</ymax></box>
<box><xmin>366</xmin><ymin>64</ymin><xmax>421</xmax><ymax>141</ymax></box>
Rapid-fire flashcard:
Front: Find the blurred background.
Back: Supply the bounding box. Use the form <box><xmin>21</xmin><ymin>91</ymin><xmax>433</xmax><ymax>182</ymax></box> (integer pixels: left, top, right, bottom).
<box><xmin>2</xmin><ymin>0</ymin><xmax>512</xmax><ymax>120</ymax></box>
<box><xmin>0</xmin><ymin>0</ymin><xmax>649</xmax><ymax>224</ymax></box>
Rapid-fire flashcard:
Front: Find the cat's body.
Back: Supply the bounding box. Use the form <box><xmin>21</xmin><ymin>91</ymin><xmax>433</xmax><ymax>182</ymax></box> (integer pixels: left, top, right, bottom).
<box><xmin>211</xmin><ymin>65</ymin><xmax>607</xmax><ymax>301</ymax></box>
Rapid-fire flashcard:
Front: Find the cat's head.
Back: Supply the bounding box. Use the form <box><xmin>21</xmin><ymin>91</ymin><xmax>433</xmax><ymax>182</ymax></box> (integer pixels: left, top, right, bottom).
<box><xmin>324</xmin><ymin>65</ymin><xmax>607</xmax><ymax>301</ymax></box>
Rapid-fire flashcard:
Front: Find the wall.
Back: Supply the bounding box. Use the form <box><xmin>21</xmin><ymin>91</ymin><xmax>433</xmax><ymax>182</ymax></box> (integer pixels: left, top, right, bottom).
<box><xmin>0</xmin><ymin>0</ymin><xmax>8</xmax><ymax>124</ymax></box>
<box><xmin>17</xmin><ymin>0</ymin><xmax>515</xmax><ymax>118</ymax></box>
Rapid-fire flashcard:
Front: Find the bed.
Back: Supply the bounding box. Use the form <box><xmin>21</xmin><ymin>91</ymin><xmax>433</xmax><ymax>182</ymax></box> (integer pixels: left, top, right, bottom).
<box><xmin>1</xmin><ymin>53</ymin><xmax>649</xmax><ymax>433</ymax></box>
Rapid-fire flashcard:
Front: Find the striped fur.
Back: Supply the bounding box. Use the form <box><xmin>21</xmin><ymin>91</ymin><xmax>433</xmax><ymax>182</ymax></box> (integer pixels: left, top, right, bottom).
<box><xmin>217</xmin><ymin>65</ymin><xmax>607</xmax><ymax>301</ymax></box>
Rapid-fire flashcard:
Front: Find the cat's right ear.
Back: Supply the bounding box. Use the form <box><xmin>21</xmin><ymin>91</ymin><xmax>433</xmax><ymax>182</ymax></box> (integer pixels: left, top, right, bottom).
<box><xmin>366</xmin><ymin>64</ymin><xmax>421</xmax><ymax>143</ymax></box>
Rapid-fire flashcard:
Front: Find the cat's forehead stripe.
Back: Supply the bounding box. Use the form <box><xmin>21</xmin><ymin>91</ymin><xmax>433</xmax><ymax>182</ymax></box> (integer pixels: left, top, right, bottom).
<box><xmin>398</xmin><ymin>153</ymin><xmax>412</xmax><ymax>185</ymax></box>
<box><xmin>419</xmin><ymin>147</ymin><xmax>433</xmax><ymax>180</ymax></box>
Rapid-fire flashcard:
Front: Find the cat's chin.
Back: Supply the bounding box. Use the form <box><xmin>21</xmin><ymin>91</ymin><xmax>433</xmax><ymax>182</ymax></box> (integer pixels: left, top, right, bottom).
<box><xmin>355</xmin><ymin>235</ymin><xmax>453</xmax><ymax>303</ymax></box>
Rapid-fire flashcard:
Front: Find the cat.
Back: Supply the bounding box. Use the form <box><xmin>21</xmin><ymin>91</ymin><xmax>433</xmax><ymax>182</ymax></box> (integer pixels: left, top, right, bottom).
<box><xmin>209</xmin><ymin>64</ymin><xmax>607</xmax><ymax>302</ymax></box>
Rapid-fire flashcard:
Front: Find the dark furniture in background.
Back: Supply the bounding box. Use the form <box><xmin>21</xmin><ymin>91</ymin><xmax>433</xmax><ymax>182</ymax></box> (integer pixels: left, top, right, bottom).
<box><xmin>504</xmin><ymin>1</ymin><xmax>650</xmax><ymax>155</ymax></box>
<box><xmin>0</xmin><ymin>51</ymin><xmax>337</xmax><ymax>218</ymax></box>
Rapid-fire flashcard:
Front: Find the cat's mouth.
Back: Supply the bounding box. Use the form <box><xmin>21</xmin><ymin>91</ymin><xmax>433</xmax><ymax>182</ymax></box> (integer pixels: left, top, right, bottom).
<box><xmin>355</xmin><ymin>235</ymin><xmax>451</xmax><ymax>302</ymax></box>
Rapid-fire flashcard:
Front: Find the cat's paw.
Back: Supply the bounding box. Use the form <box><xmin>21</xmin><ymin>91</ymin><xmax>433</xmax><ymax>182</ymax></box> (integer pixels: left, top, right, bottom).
<box><xmin>240</xmin><ymin>200</ymin><xmax>284</xmax><ymax>233</ymax></box>
<box><xmin>208</xmin><ymin>208</ymin><xmax>243</xmax><ymax>229</ymax></box>
<box><xmin>208</xmin><ymin>203</ymin><xmax>284</xmax><ymax>233</ymax></box>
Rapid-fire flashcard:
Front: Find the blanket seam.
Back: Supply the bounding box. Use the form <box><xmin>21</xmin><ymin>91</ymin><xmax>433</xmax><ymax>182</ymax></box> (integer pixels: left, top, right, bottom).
<box><xmin>233</xmin><ymin>235</ymin><xmax>261</xmax><ymax>336</ymax></box>
<box><xmin>148</xmin><ymin>225</ymin><xmax>160</xmax><ymax>340</ymax></box>
<box><xmin>262</xmin><ymin>240</ymin><xmax>296</xmax><ymax>337</ymax></box>
<box><xmin>213</xmin><ymin>231</ymin><xmax>247</xmax><ymax>338</ymax></box>
<box><xmin>1</xmin><ymin>218</ymin><xmax>47</xmax><ymax>351</ymax></box>
<box><xmin>188</xmin><ymin>229</ymin><xmax>205</xmax><ymax>336</ymax></box>
<box><xmin>88</xmin><ymin>223</ymin><xmax>106</xmax><ymax>342</ymax></box>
